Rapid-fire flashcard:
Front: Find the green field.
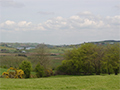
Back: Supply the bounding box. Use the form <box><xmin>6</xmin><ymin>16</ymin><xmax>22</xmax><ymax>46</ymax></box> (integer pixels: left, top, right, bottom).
<box><xmin>0</xmin><ymin>46</ymin><xmax>15</xmax><ymax>50</ymax></box>
<box><xmin>0</xmin><ymin>68</ymin><xmax>8</xmax><ymax>75</ymax></box>
<box><xmin>0</xmin><ymin>75</ymin><xmax>119</xmax><ymax>90</ymax></box>
<box><xmin>0</xmin><ymin>67</ymin><xmax>119</xmax><ymax>90</ymax></box>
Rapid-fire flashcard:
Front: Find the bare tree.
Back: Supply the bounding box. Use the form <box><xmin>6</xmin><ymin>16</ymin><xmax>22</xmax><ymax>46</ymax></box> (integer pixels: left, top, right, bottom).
<box><xmin>33</xmin><ymin>43</ymin><xmax>50</xmax><ymax>69</ymax></box>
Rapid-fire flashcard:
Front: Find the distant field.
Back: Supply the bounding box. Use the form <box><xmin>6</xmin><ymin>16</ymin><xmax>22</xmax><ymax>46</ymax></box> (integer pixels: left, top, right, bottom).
<box><xmin>0</xmin><ymin>47</ymin><xmax>68</xmax><ymax>69</ymax></box>
<box><xmin>0</xmin><ymin>46</ymin><xmax>15</xmax><ymax>50</ymax></box>
<box><xmin>0</xmin><ymin>46</ymin><xmax>65</xmax><ymax>69</ymax></box>
<box><xmin>0</xmin><ymin>53</ymin><xmax>17</xmax><ymax>56</ymax></box>
<box><xmin>49</xmin><ymin>47</ymin><xmax>73</xmax><ymax>54</ymax></box>
<box><xmin>0</xmin><ymin>74</ymin><xmax>119</xmax><ymax>90</ymax></box>
<box><xmin>0</xmin><ymin>55</ymin><xmax>63</xmax><ymax>69</ymax></box>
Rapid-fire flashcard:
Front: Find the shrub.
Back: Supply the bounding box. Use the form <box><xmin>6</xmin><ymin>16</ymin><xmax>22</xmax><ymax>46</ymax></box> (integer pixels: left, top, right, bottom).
<box><xmin>56</xmin><ymin>60</ymin><xmax>80</xmax><ymax>75</ymax></box>
<box><xmin>31</xmin><ymin>75</ymin><xmax>37</xmax><ymax>78</ymax></box>
<box><xmin>44</xmin><ymin>69</ymin><xmax>53</xmax><ymax>77</ymax></box>
<box><xmin>45</xmin><ymin>69</ymin><xmax>50</xmax><ymax>77</ymax></box>
<box><xmin>49</xmin><ymin>69</ymin><xmax>54</xmax><ymax>76</ymax></box>
<box><xmin>19</xmin><ymin>60</ymin><xmax>32</xmax><ymax>78</ymax></box>
<box><xmin>35</xmin><ymin>63</ymin><xmax>45</xmax><ymax>78</ymax></box>
<box><xmin>55</xmin><ymin>65</ymin><xmax>66</xmax><ymax>75</ymax></box>
<box><xmin>3</xmin><ymin>65</ymin><xmax>7</xmax><ymax>69</ymax></box>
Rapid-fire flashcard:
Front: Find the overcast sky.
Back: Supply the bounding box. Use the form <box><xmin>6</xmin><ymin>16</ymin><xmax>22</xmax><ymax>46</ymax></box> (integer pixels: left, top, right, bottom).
<box><xmin>0</xmin><ymin>0</ymin><xmax>120</xmax><ymax>45</ymax></box>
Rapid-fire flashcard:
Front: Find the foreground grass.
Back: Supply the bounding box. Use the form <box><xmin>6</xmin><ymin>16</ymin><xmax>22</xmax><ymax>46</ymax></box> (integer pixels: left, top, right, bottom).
<box><xmin>0</xmin><ymin>75</ymin><xmax>120</xmax><ymax>90</ymax></box>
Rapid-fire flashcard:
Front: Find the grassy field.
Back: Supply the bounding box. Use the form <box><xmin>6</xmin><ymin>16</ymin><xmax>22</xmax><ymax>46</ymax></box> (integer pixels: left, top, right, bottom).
<box><xmin>0</xmin><ymin>68</ymin><xmax>8</xmax><ymax>75</ymax></box>
<box><xmin>0</xmin><ymin>46</ymin><xmax>15</xmax><ymax>50</ymax></box>
<box><xmin>0</xmin><ymin>68</ymin><xmax>119</xmax><ymax>90</ymax></box>
<box><xmin>0</xmin><ymin>55</ymin><xmax>63</xmax><ymax>70</ymax></box>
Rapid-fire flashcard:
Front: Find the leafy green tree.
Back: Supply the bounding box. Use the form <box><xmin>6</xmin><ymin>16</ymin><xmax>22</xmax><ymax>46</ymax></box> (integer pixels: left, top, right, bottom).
<box><xmin>91</xmin><ymin>45</ymin><xmax>105</xmax><ymax>75</ymax></box>
<box><xmin>35</xmin><ymin>63</ymin><xmax>45</xmax><ymax>77</ymax></box>
<box><xmin>102</xmin><ymin>44</ymin><xmax>119</xmax><ymax>75</ymax></box>
<box><xmin>63</xmin><ymin>47</ymin><xmax>84</xmax><ymax>75</ymax></box>
<box><xmin>19</xmin><ymin>60</ymin><xmax>32</xmax><ymax>78</ymax></box>
<box><xmin>78</xmin><ymin>43</ymin><xmax>98</xmax><ymax>75</ymax></box>
<box><xmin>63</xmin><ymin>60</ymin><xmax>80</xmax><ymax>75</ymax></box>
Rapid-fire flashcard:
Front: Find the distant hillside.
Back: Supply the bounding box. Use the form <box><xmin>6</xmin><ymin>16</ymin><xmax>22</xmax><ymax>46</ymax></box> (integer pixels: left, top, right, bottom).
<box><xmin>94</xmin><ymin>40</ymin><xmax>120</xmax><ymax>43</ymax></box>
<box><xmin>0</xmin><ymin>43</ymin><xmax>39</xmax><ymax>48</ymax></box>
<box><xmin>104</xmin><ymin>40</ymin><xmax>120</xmax><ymax>42</ymax></box>
<box><xmin>0</xmin><ymin>40</ymin><xmax>119</xmax><ymax>48</ymax></box>
<box><xmin>89</xmin><ymin>40</ymin><xmax>120</xmax><ymax>45</ymax></box>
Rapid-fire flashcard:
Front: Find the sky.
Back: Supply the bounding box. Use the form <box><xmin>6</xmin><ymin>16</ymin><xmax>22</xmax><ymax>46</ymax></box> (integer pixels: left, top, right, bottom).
<box><xmin>0</xmin><ymin>0</ymin><xmax>120</xmax><ymax>45</ymax></box>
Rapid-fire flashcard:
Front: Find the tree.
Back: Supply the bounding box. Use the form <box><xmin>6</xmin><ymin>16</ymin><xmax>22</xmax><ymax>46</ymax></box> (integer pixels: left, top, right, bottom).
<box><xmin>57</xmin><ymin>43</ymin><xmax>97</xmax><ymax>75</ymax></box>
<box><xmin>32</xmin><ymin>43</ymin><xmax>50</xmax><ymax>69</ymax></box>
<box><xmin>19</xmin><ymin>60</ymin><xmax>32</xmax><ymax>78</ymax></box>
<box><xmin>35</xmin><ymin>63</ymin><xmax>45</xmax><ymax>77</ymax></box>
<box><xmin>91</xmin><ymin>45</ymin><xmax>105</xmax><ymax>75</ymax></box>
<box><xmin>78</xmin><ymin>43</ymin><xmax>98</xmax><ymax>75</ymax></box>
<box><xmin>102</xmin><ymin>44</ymin><xmax>120</xmax><ymax>75</ymax></box>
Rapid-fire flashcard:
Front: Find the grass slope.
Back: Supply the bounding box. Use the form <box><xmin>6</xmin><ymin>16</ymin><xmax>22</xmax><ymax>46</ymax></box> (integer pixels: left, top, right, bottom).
<box><xmin>0</xmin><ymin>68</ymin><xmax>7</xmax><ymax>75</ymax></box>
<box><xmin>0</xmin><ymin>75</ymin><xmax>119</xmax><ymax>90</ymax></box>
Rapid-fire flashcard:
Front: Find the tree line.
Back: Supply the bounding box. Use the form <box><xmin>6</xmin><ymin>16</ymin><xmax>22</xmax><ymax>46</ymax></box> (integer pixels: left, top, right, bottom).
<box><xmin>56</xmin><ymin>43</ymin><xmax>120</xmax><ymax>75</ymax></box>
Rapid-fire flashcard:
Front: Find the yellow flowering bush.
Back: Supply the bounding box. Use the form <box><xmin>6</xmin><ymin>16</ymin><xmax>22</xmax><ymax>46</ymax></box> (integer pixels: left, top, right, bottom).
<box><xmin>2</xmin><ymin>67</ymin><xmax>24</xmax><ymax>78</ymax></box>
<box><xmin>45</xmin><ymin>69</ymin><xmax>53</xmax><ymax>77</ymax></box>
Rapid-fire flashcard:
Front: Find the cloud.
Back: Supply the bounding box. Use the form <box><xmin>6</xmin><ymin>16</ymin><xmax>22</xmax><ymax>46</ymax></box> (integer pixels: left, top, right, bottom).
<box><xmin>0</xmin><ymin>12</ymin><xmax>120</xmax><ymax>32</ymax></box>
<box><xmin>114</xmin><ymin>4</ymin><xmax>120</xmax><ymax>9</ymax></box>
<box><xmin>4</xmin><ymin>20</ymin><xmax>15</xmax><ymax>25</ymax></box>
<box><xmin>38</xmin><ymin>11</ymin><xmax>55</xmax><ymax>15</ymax></box>
<box><xmin>106</xmin><ymin>15</ymin><xmax>120</xmax><ymax>29</ymax></box>
<box><xmin>0</xmin><ymin>20</ymin><xmax>45</xmax><ymax>32</ymax></box>
<box><xmin>41</xmin><ymin>14</ymin><xmax>108</xmax><ymax>30</ymax></box>
<box><xmin>77</xmin><ymin>11</ymin><xmax>92</xmax><ymax>16</ymax></box>
<box><xmin>18</xmin><ymin>21</ymin><xmax>32</xmax><ymax>27</ymax></box>
<box><xmin>0</xmin><ymin>0</ymin><xmax>25</xmax><ymax>8</ymax></box>
<box><xmin>0</xmin><ymin>20</ymin><xmax>16</xmax><ymax>30</ymax></box>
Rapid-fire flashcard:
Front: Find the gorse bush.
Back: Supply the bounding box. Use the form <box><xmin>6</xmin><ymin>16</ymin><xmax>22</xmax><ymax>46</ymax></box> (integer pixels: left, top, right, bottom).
<box><xmin>35</xmin><ymin>63</ymin><xmax>45</xmax><ymax>78</ymax></box>
<box><xmin>45</xmin><ymin>69</ymin><xmax>53</xmax><ymax>77</ymax></box>
<box><xmin>19</xmin><ymin>60</ymin><xmax>32</xmax><ymax>78</ymax></box>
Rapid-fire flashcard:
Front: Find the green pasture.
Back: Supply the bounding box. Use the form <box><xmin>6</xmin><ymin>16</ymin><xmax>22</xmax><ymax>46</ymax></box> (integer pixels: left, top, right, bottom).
<box><xmin>49</xmin><ymin>47</ymin><xmax>73</xmax><ymax>54</ymax></box>
<box><xmin>0</xmin><ymin>46</ymin><xmax>16</xmax><ymax>53</ymax></box>
<box><xmin>0</xmin><ymin>68</ymin><xmax>7</xmax><ymax>75</ymax></box>
<box><xmin>0</xmin><ymin>68</ymin><xmax>120</xmax><ymax>90</ymax></box>
<box><xmin>0</xmin><ymin>55</ymin><xmax>63</xmax><ymax>69</ymax></box>
<box><xmin>0</xmin><ymin>46</ymin><xmax>15</xmax><ymax>50</ymax></box>
<box><xmin>0</xmin><ymin>74</ymin><xmax>119</xmax><ymax>90</ymax></box>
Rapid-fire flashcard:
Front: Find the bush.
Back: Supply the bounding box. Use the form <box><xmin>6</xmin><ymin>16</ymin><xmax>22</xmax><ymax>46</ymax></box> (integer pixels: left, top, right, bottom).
<box><xmin>45</xmin><ymin>69</ymin><xmax>53</xmax><ymax>77</ymax></box>
<box><xmin>3</xmin><ymin>65</ymin><xmax>7</xmax><ymax>69</ymax></box>
<box><xmin>19</xmin><ymin>60</ymin><xmax>32</xmax><ymax>78</ymax></box>
<box><xmin>55</xmin><ymin>65</ymin><xmax>66</xmax><ymax>75</ymax></box>
<box><xmin>45</xmin><ymin>69</ymin><xmax>50</xmax><ymax>77</ymax></box>
<box><xmin>35</xmin><ymin>63</ymin><xmax>45</xmax><ymax>78</ymax></box>
<box><xmin>56</xmin><ymin>60</ymin><xmax>81</xmax><ymax>75</ymax></box>
<box><xmin>31</xmin><ymin>75</ymin><xmax>37</xmax><ymax>78</ymax></box>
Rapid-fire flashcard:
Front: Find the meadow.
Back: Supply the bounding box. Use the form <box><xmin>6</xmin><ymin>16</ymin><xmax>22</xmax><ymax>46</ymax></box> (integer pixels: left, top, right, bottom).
<box><xmin>0</xmin><ymin>74</ymin><xmax>119</xmax><ymax>90</ymax></box>
<box><xmin>0</xmin><ymin>68</ymin><xmax>120</xmax><ymax>90</ymax></box>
